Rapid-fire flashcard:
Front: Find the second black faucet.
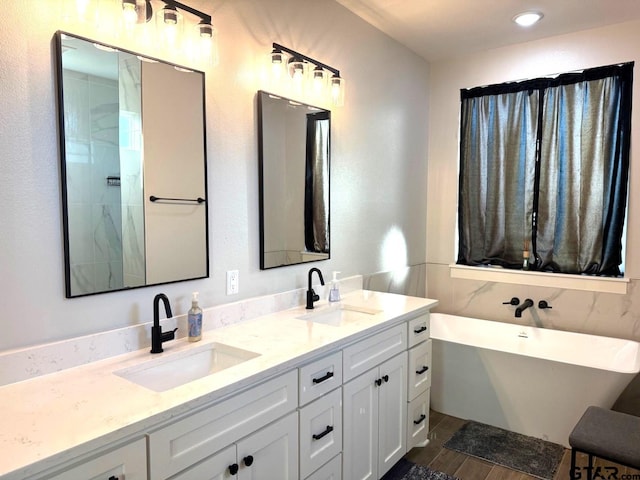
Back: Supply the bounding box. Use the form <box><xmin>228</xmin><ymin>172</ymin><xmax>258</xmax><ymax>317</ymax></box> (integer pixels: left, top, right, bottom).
<box><xmin>306</xmin><ymin>268</ymin><xmax>325</xmax><ymax>309</ymax></box>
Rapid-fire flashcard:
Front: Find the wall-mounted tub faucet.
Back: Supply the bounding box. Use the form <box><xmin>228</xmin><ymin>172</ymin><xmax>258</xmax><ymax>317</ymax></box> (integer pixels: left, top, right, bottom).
<box><xmin>515</xmin><ymin>298</ymin><xmax>534</xmax><ymax>318</ymax></box>
<box><xmin>151</xmin><ymin>293</ymin><xmax>178</xmax><ymax>354</ymax></box>
<box><xmin>306</xmin><ymin>268</ymin><xmax>325</xmax><ymax>309</ymax></box>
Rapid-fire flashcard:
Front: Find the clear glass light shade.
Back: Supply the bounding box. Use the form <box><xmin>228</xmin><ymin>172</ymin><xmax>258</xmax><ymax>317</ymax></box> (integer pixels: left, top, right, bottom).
<box><xmin>76</xmin><ymin>0</ymin><xmax>90</xmax><ymax>18</ymax></box>
<box><xmin>330</xmin><ymin>75</ymin><xmax>345</xmax><ymax>107</ymax></box>
<box><xmin>196</xmin><ymin>22</ymin><xmax>219</xmax><ymax>67</ymax></box>
<box><xmin>270</xmin><ymin>49</ymin><xmax>285</xmax><ymax>80</ymax></box>
<box><xmin>122</xmin><ymin>0</ymin><xmax>138</xmax><ymax>27</ymax></box>
<box><xmin>157</xmin><ymin>5</ymin><xmax>183</xmax><ymax>49</ymax></box>
<box><xmin>312</xmin><ymin>67</ymin><xmax>327</xmax><ymax>95</ymax></box>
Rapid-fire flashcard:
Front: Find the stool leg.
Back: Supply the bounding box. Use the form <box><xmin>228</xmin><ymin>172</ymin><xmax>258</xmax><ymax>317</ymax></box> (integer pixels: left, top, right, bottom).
<box><xmin>570</xmin><ymin>448</ymin><xmax>577</xmax><ymax>480</ymax></box>
<box><xmin>587</xmin><ymin>454</ymin><xmax>593</xmax><ymax>480</ymax></box>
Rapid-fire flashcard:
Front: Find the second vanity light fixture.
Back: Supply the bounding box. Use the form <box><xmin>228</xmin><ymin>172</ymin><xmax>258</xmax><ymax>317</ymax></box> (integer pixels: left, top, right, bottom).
<box><xmin>270</xmin><ymin>43</ymin><xmax>345</xmax><ymax>107</ymax></box>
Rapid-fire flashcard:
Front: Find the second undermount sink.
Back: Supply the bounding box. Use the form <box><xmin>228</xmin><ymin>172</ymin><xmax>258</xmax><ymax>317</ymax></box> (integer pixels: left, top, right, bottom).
<box><xmin>297</xmin><ymin>304</ymin><xmax>382</xmax><ymax>327</ymax></box>
<box><xmin>115</xmin><ymin>342</ymin><xmax>260</xmax><ymax>392</ymax></box>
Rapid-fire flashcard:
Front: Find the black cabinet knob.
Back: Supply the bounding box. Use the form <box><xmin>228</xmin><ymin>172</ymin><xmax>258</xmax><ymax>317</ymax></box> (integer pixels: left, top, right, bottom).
<box><xmin>243</xmin><ymin>455</ymin><xmax>254</xmax><ymax>467</ymax></box>
<box><xmin>229</xmin><ymin>463</ymin><xmax>239</xmax><ymax>475</ymax></box>
<box><xmin>382</xmin><ymin>375</ymin><xmax>389</xmax><ymax>383</ymax></box>
<box><xmin>375</xmin><ymin>378</ymin><xmax>382</xmax><ymax>386</ymax></box>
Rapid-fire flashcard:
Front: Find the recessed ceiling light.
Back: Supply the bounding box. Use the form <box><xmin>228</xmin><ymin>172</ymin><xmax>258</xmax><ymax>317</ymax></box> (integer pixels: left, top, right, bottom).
<box><xmin>513</xmin><ymin>11</ymin><xmax>543</xmax><ymax>27</ymax></box>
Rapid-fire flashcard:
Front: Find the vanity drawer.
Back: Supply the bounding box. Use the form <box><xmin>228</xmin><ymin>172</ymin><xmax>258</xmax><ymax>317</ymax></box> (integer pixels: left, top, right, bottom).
<box><xmin>408</xmin><ymin>339</ymin><xmax>432</xmax><ymax>401</ymax></box>
<box><xmin>299</xmin><ymin>351</ymin><xmax>342</xmax><ymax>406</ymax></box>
<box><xmin>343</xmin><ymin>323</ymin><xmax>407</xmax><ymax>382</ymax></box>
<box><xmin>305</xmin><ymin>453</ymin><xmax>342</xmax><ymax>480</ymax></box>
<box><xmin>408</xmin><ymin>313</ymin><xmax>430</xmax><ymax>348</ymax></box>
<box><xmin>407</xmin><ymin>389</ymin><xmax>430</xmax><ymax>450</ymax></box>
<box><xmin>148</xmin><ymin>370</ymin><xmax>297</xmax><ymax>479</ymax></box>
<box><xmin>299</xmin><ymin>388</ymin><xmax>342</xmax><ymax>479</ymax></box>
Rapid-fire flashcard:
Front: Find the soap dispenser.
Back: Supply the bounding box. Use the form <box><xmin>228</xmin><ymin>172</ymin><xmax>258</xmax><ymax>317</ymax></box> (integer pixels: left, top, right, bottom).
<box><xmin>328</xmin><ymin>271</ymin><xmax>341</xmax><ymax>302</ymax></box>
<box><xmin>188</xmin><ymin>292</ymin><xmax>203</xmax><ymax>342</ymax></box>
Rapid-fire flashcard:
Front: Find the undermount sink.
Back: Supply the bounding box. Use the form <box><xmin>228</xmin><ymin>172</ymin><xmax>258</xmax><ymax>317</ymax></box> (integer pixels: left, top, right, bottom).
<box><xmin>297</xmin><ymin>304</ymin><xmax>382</xmax><ymax>327</ymax></box>
<box><xmin>115</xmin><ymin>342</ymin><xmax>260</xmax><ymax>392</ymax></box>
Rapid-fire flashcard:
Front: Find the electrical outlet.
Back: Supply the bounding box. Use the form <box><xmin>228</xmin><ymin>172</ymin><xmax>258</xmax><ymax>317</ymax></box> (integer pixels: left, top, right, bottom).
<box><xmin>226</xmin><ymin>270</ymin><xmax>239</xmax><ymax>295</ymax></box>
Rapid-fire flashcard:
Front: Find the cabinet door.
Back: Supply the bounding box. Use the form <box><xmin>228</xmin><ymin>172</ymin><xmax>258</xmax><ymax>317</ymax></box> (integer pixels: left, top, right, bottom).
<box><xmin>377</xmin><ymin>352</ymin><xmax>408</xmax><ymax>477</ymax></box>
<box><xmin>342</xmin><ymin>367</ymin><xmax>379</xmax><ymax>480</ymax></box>
<box><xmin>170</xmin><ymin>445</ymin><xmax>237</xmax><ymax>480</ymax></box>
<box><xmin>46</xmin><ymin>438</ymin><xmax>147</xmax><ymax>480</ymax></box>
<box><xmin>237</xmin><ymin>412</ymin><xmax>298</xmax><ymax>480</ymax></box>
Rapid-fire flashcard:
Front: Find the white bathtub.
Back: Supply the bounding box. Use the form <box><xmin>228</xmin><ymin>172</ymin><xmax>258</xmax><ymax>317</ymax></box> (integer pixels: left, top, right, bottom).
<box><xmin>430</xmin><ymin>313</ymin><xmax>640</xmax><ymax>446</ymax></box>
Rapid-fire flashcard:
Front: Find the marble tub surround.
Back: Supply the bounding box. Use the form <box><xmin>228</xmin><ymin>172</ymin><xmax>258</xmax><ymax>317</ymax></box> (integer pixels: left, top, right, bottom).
<box><xmin>426</xmin><ymin>263</ymin><xmax>640</xmax><ymax>342</ymax></box>
<box><xmin>0</xmin><ymin>287</ymin><xmax>436</xmax><ymax>479</ymax></box>
<box><xmin>0</xmin><ymin>275</ymin><xmax>364</xmax><ymax>387</ymax></box>
<box><xmin>364</xmin><ymin>263</ymin><xmax>427</xmax><ymax>298</ymax></box>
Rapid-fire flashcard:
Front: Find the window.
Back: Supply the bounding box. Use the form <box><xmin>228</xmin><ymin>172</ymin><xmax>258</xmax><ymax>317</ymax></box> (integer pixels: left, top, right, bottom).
<box><xmin>457</xmin><ymin>63</ymin><xmax>633</xmax><ymax>277</ymax></box>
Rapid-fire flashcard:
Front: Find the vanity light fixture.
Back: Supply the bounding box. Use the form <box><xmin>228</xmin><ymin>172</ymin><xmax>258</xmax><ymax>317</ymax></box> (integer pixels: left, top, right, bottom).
<box><xmin>270</xmin><ymin>43</ymin><xmax>344</xmax><ymax>106</ymax></box>
<box><xmin>512</xmin><ymin>11</ymin><xmax>543</xmax><ymax>27</ymax></box>
<box><xmin>119</xmin><ymin>0</ymin><xmax>218</xmax><ymax>64</ymax></box>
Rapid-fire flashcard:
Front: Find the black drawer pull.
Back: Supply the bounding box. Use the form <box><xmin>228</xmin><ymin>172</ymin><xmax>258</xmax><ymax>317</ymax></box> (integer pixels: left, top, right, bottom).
<box><xmin>312</xmin><ymin>371</ymin><xmax>334</xmax><ymax>384</ymax></box>
<box><xmin>243</xmin><ymin>455</ymin><xmax>254</xmax><ymax>467</ymax></box>
<box><xmin>414</xmin><ymin>325</ymin><xmax>427</xmax><ymax>334</ymax></box>
<box><xmin>413</xmin><ymin>414</ymin><xmax>426</xmax><ymax>425</ymax></box>
<box><xmin>312</xmin><ymin>425</ymin><xmax>334</xmax><ymax>440</ymax></box>
<box><xmin>416</xmin><ymin>366</ymin><xmax>429</xmax><ymax>375</ymax></box>
<box><xmin>382</xmin><ymin>374</ymin><xmax>389</xmax><ymax>383</ymax></box>
<box><xmin>229</xmin><ymin>463</ymin><xmax>239</xmax><ymax>475</ymax></box>
<box><xmin>375</xmin><ymin>378</ymin><xmax>382</xmax><ymax>386</ymax></box>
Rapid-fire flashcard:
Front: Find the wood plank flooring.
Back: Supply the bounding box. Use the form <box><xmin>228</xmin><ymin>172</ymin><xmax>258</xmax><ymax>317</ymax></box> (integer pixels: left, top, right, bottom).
<box><xmin>401</xmin><ymin>410</ymin><xmax>640</xmax><ymax>480</ymax></box>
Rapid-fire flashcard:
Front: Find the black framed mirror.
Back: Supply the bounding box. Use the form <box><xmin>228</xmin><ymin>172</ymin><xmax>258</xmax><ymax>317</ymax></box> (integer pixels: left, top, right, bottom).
<box><xmin>55</xmin><ymin>31</ymin><xmax>209</xmax><ymax>297</ymax></box>
<box><xmin>258</xmin><ymin>91</ymin><xmax>331</xmax><ymax>269</ymax></box>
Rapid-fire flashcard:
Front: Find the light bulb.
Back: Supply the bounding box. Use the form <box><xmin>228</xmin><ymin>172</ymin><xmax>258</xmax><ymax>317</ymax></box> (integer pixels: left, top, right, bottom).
<box><xmin>313</xmin><ymin>67</ymin><xmax>326</xmax><ymax>95</ymax></box>
<box><xmin>513</xmin><ymin>11</ymin><xmax>543</xmax><ymax>27</ymax></box>
<box><xmin>76</xmin><ymin>0</ymin><xmax>90</xmax><ymax>17</ymax></box>
<box><xmin>122</xmin><ymin>0</ymin><xmax>137</xmax><ymax>26</ymax></box>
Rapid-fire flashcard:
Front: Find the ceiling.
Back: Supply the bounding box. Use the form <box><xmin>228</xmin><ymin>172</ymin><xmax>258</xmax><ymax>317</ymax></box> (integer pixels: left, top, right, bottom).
<box><xmin>335</xmin><ymin>0</ymin><xmax>640</xmax><ymax>62</ymax></box>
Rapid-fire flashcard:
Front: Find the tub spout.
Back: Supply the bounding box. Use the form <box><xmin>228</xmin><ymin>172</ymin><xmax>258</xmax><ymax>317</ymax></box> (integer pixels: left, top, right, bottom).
<box><xmin>515</xmin><ymin>298</ymin><xmax>534</xmax><ymax>318</ymax></box>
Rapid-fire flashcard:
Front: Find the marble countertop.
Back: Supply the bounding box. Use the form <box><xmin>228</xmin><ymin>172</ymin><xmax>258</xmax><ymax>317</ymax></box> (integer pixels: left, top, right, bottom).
<box><xmin>0</xmin><ymin>290</ymin><xmax>437</xmax><ymax>480</ymax></box>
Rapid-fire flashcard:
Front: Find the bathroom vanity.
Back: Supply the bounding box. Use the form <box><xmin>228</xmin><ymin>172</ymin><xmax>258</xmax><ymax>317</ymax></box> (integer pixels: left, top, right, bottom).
<box><xmin>0</xmin><ymin>290</ymin><xmax>436</xmax><ymax>480</ymax></box>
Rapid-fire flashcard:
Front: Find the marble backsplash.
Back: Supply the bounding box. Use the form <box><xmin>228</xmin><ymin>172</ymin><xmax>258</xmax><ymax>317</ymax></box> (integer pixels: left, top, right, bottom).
<box><xmin>0</xmin><ymin>275</ymin><xmax>363</xmax><ymax>387</ymax></box>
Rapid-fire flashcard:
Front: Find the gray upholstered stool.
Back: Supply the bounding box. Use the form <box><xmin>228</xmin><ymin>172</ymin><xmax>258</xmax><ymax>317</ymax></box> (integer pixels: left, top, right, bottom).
<box><xmin>569</xmin><ymin>406</ymin><xmax>640</xmax><ymax>480</ymax></box>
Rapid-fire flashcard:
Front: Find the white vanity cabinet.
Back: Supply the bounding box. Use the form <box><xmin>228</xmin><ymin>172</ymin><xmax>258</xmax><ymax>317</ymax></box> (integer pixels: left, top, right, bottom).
<box><xmin>147</xmin><ymin>370</ymin><xmax>298</xmax><ymax>479</ymax></box>
<box><xmin>406</xmin><ymin>313</ymin><xmax>432</xmax><ymax>449</ymax></box>
<box><xmin>342</xmin><ymin>323</ymin><xmax>408</xmax><ymax>480</ymax></box>
<box><xmin>42</xmin><ymin>438</ymin><xmax>147</xmax><ymax>480</ymax></box>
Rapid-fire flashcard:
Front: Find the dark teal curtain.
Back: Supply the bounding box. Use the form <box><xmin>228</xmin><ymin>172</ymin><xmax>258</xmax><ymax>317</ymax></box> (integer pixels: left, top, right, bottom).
<box><xmin>458</xmin><ymin>63</ymin><xmax>633</xmax><ymax>276</ymax></box>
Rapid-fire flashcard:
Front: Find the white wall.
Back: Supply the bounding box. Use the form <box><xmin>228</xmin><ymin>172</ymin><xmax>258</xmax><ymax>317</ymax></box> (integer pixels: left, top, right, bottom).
<box><xmin>0</xmin><ymin>0</ymin><xmax>429</xmax><ymax>351</ymax></box>
<box><xmin>426</xmin><ymin>20</ymin><xmax>640</xmax><ymax>342</ymax></box>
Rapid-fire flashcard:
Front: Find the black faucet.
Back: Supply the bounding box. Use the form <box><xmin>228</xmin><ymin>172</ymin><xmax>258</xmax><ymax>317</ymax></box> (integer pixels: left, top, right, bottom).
<box><xmin>151</xmin><ymin>293</ymin><xmax>178</xmax><ymax>354</ymax></box>
<box><xmin>515</xmin><ymin>298</ymin><xmax>534</xmax><ymax>318</ymax></box>
<box><xmin>306</xmin><ymin>268</ymin><xmax>325</xmax><ymax>309</ymax></box>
